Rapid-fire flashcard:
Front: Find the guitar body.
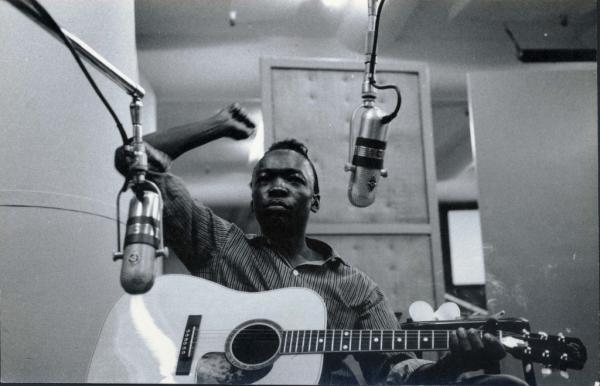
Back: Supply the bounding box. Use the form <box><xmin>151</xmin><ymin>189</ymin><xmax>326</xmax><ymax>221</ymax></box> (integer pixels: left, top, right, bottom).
<box><xmin>87</xmin><ymin>274</ymin><xmax>326</xmax><ymax>384</ymax></box>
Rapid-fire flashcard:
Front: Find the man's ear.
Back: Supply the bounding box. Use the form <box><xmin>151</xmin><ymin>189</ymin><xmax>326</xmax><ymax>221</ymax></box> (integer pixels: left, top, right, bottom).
<box><xmin>310</xmin><ymin>194</ymin><xmax>320</xmax><ymax>213</ymax></box>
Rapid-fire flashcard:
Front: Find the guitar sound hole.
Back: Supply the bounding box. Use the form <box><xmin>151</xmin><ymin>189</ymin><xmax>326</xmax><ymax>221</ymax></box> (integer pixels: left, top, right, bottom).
<box><xmin>231</xmin><ymin>324</ymin><xmax>280</xmax><ymax>366</ymax></box>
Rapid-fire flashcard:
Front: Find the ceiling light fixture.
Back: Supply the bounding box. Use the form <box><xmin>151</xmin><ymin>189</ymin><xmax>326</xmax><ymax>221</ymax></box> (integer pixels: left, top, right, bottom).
<box><xmin>321</xmin><ymin>0</ymin><xmax>349</xmax><ymax>9</ymax></box>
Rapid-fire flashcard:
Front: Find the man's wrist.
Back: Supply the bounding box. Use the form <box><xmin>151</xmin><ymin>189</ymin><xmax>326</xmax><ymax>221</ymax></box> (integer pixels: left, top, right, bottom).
<box><xmin>406</xmin><ymin>355</ymin><xmax>463</xmax><ymax>384</ymax></box>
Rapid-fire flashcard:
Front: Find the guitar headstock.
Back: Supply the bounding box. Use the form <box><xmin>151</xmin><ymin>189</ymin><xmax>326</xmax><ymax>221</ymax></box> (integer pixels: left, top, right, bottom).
<box><xmin>502</xmin><ymin>330</ymin><xmax>587</xmax><ymax>373</ymax></box>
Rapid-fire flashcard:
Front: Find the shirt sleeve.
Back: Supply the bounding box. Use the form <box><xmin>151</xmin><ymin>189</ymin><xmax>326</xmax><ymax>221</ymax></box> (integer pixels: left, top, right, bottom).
<box><xmin>353</xmin><ymin>283</ymin><xmax>418</xmax><ymax>385</ymax></box>
<box><xmin>147</xmin><ymin>171</ymin><xmax>232</xmax><ymax>272</ymax></box>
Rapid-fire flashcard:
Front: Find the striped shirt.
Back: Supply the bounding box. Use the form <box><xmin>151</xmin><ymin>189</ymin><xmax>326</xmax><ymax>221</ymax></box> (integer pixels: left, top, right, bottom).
<box><xmin>151</xmin><ymin>171</ymin><xmax>425</xmax><ymax>384</ymax></box>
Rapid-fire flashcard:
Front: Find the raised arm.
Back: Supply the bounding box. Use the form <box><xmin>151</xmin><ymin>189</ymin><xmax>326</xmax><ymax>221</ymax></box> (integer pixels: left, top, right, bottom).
<box><xmin>114</xmin><ymin>103</ymin><xmax>255</xmax><ymax>270</ymax></box>
<box><xmin>143</xmin><ymin>103</ymin><xmax>255</xmax><ymax>160</ymax></box>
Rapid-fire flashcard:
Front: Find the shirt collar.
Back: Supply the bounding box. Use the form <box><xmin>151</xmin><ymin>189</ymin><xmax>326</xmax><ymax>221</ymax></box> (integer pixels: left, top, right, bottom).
<box><xmin>245</xmin><ymin>233</ymin><xmax>348</xmax><ymax>267</ymax></box>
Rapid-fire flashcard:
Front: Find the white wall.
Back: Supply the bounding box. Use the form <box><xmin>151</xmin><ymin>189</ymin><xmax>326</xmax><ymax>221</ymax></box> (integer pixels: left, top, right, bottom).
<box><xmin>468</xmin><ymin>65</ymin><xmax>598</xmax><ymax>384</ymax></box>
<box><xmin>0</xmin><ymin>1</ymin><xmax>149</xmax><ymax>381</ymax></box>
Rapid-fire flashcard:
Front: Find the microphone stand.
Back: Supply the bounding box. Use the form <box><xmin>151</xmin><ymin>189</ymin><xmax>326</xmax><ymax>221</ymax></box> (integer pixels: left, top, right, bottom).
<box><xmin>7</xmin><ymin>0</ymin><xmax>145</xmax><ymax>98</ymax></box>
<box><xmin>7</xmin><ymin>0</ymin><xmax>167</xmax><ymax>292</ymax></box>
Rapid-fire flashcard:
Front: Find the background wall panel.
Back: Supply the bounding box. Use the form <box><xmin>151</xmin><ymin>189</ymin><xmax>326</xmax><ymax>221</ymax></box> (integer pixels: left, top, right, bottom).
<box><xmin>468</xmin><ymin>65</ymin><xmax>598</xmax><ymax>384</ymax></box>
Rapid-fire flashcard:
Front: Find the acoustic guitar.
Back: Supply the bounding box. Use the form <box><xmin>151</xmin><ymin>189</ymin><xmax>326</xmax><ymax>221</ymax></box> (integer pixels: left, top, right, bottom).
<box><xmin>87</xmin><ymin>274</ymin><xmax>586</xmax><ymax>384</ymax></box>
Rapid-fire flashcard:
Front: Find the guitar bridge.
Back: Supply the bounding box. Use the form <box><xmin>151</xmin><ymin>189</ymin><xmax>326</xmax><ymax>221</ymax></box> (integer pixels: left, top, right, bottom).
<box><xmin>176</xmin><ymin>315</ymin><xmax>202</xmax><ymax>375</ymax></box>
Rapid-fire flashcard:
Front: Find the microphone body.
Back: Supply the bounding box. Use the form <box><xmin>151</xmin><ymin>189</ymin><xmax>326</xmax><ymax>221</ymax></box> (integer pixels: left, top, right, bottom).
<box><xmin>347</xmin><ymin>102</ymin><xmax>389</xmax><ymax>207</ymax></box>
<box><xmin>119</xmin><ymin>187</ymin><xmax>163</xmax><ymax>294</ymax></box>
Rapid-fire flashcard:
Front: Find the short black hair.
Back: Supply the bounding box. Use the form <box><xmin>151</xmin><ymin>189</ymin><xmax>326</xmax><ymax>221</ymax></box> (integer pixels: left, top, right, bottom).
<box><xmin>264</xmin><ymin>138</ymin><xmax>320</xmax><ymax>195</ymax></box>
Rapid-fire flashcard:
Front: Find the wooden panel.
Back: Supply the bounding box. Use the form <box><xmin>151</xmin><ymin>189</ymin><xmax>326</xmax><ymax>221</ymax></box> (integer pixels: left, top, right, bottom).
<box><xmin>314</xmin><ymin>234</ymin><xmax>436</xmax><ymax>314</ymax></box>
<box><xmin>269</xmin><ymin>67</ymin><xmax>429</xmax><ymax>224</ymax></box>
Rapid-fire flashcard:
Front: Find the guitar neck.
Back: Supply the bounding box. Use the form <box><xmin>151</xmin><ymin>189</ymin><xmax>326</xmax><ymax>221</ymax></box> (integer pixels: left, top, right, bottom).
<box><xmin>280</xmin><ymin>329</ymin><xmax>453</xmax><ymax>354</ymax></box>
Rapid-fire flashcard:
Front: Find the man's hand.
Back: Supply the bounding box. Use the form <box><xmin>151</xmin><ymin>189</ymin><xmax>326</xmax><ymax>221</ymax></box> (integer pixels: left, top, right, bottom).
<box><xmin>386</xmin><ymin>326</ymin><xmax>507</xmax><ymax>384</ymax></box>
<box><xmin>114</xmin><ymin>141</ymin><xmax>172</xmax><ymax>177</ymax></box>
<box><xmin>447</xmin><ymin>327</ymin><xmax>506</xmax><ymax>372</ymax></box>
<box><xmin>218</xmin><ymin>103</ymin><xmax>256</xmax><ymax>140</ymax></box>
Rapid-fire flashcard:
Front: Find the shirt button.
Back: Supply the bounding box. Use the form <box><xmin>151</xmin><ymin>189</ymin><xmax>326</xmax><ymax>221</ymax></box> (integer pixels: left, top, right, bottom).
<box><xmin>293</xmin><ymin>270</ymin><xmax>299</xmax><ymax>276</ymax></box>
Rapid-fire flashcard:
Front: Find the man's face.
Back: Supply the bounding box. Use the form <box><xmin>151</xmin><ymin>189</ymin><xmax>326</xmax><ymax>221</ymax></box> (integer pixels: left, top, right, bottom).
<box><xmin>251</xmin><ymin>149</ymin><xmax>319</xmax><ymax>237</ymax></box>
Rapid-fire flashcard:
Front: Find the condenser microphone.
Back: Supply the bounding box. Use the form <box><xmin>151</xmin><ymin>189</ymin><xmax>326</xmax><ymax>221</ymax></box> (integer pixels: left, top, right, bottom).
<box><xmin>344</xmin><ymin>0</ymin><xmax>399</xmax><ymax>208</ymax></box>
<box><xmin>117</xmin><ymin>185</ymin><xmax>167</xmax><ymax>294</ymax></box>
<box><xmin>346</xmin><ymin>102</ymin><xmax>390</xmax><ymax>207</ymax></box>
<box><xmin>114</xmin><ymin>98</ymin><xmax>168</xmax><ymax>294</ymax></box>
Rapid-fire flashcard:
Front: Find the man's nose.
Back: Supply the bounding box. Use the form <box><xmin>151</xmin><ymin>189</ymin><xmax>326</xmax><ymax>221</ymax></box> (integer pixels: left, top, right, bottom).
<box><xmin>268</xmin><ymin>181</ymin><xmax>288</xmax><ymax>197</ymax></box>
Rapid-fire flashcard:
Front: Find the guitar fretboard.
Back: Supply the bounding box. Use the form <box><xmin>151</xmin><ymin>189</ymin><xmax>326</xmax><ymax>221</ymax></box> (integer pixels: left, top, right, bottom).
<box><xmin>280</xmin><ymin>330</ymin><xmax>451</xmax><ymax>354</ymax></box>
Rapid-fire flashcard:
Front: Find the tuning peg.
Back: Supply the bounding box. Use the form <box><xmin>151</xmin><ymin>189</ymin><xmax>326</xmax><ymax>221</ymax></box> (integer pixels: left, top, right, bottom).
<box><xmin>560</xmin><ymin>370</ymin><xmax>569</xmax><ymax>379</ymax></box>
<box><xmin>539</xmin><ymin>331</ymin><xmax>548</xmax><ymax>340</ymax></box>
<box><xmin>541</xmin><ymin>367</ymin><xmax>552</xmax><ymax>377</ymax></box>
<box><xmin>557</xmin><ymin>332</ymin><xmax>565</xmax><ymax>342</ymax></box>
<box><xmin>522</xmin><ymin>329</ymin><xmax>530</xmax><ymax>339</ymax></box>
<box><xmin>542</xmin><ymin>349</ymin><xmax>551</xmax><ymax>360</ymax></box>
<box><xmin>524</xmin><ymin>363</ymin><xmax>533</xmax><ymax>373</ymax></box>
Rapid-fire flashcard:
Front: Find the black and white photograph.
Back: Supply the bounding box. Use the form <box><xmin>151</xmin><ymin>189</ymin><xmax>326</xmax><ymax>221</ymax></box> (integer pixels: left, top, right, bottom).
<box><xmin>0</xmin><ymin>0</ymin><xmax>597</xmax><ymax>384</ymax></box>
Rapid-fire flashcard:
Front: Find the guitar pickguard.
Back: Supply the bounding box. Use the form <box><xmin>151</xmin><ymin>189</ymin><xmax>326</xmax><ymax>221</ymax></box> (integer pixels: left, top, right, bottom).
<box><xmin>195</xmin><ymin>352</ymin><xmax>272</xmax><ymax>385</ymax></box>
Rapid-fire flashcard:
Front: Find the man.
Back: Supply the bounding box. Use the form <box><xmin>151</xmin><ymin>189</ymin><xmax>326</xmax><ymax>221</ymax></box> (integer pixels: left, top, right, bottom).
<box><xmin>116</xmin><ymin>104</ymin><xmax>526</xmax><ymax>385</ymax></box>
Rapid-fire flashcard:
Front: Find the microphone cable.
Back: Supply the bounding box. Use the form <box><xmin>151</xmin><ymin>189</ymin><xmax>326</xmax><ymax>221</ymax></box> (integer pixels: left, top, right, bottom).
<box><xmin>13</xmin><ymin>0</ymin><xmax>129</xmax><ymax>144</ymax></box>
<box><xmin>367</xmin><ymin>0</ymin><xmax>401</xmax><ymax>124</ymax></box>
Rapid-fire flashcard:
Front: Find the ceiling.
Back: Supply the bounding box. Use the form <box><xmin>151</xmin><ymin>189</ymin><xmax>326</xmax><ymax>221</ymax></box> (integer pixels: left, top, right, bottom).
<box><xmin>136</xmin><ymin>0</ymin><xmax>596</xmax><ymax>102</ymax></box>
<box><xmin>134</xmin><ymin>0</ymin><xmax>596</xmax><ymax>204</ymax></box>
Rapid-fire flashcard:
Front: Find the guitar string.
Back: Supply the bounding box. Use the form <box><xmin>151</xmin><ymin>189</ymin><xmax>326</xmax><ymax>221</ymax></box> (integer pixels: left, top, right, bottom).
<box><xmin>177</xmin><ymin>330</ymin><xmax>549</xmax><ymax>342</ymax></box>
<box><xmin>178</xmin><ymin>330</ymin><xmax>549</xmax><ymax>339</ymax></box>
<box><xmin>180</xmin><ymin>329</ymin><xmax>537</xmax><ymax>336</ymax></box>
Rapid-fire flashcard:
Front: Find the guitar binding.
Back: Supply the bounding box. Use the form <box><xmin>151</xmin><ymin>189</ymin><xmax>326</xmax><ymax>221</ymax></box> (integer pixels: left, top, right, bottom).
<box><xmin>225</xmin><ymin>319</ymin><xmax>284</xmax><ymax>371</ymax></box>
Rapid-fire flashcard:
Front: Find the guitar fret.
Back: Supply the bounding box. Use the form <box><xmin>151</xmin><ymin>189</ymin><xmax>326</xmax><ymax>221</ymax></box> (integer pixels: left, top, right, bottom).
<box><xmin>417</xmin><ymin>330</ymin><xmax>421</xmax><ymax>350</ymax></box>
<box><xmin>382</xmin><ymin>330</ymin><xmax>393</xmax><ymax>351</ymax></box>
<box><xmin>350</xmin><ymin>330</ymin><xmax>353</xmax><ymax>351</ymax></box>
<box><xmin>433</xmin><ymin>330</ymin><xmax>448</xmax><ymax>350</ymax></box>
<box><xmin>369</xmin><ymin>330</ymin><xmax>373</xmax><ymax>351</ymax></box>
<box><xmin>379</xmin><ymin>330</ymin><xmax>383</xmax><ymax>350</ymax></box>
<box><xmin>301</xmin><ymin>330</ymin><xmax>306</xmax><ymax>352</ymax></box>
<box><xmin>420</xmin><ymin>330</ymin><xmax>433</xmax><ymax>350</ymax></box>
<box><xmin>392</xmin><ymin>330</ymin><xmax>395</xmax><ymax>351</ymax></box>
<box><xmin>359</xmin><ymin>330</ymin><xmax>363</xmax><ymax>351</ymax></box>
<box><xmin>404</xmin><ymin>330</ymin><xmax>407</xmax><ymax>350</ymax></box>
<box><xmin>294</xmin><ymin>330</ymin><xmax>299</xmax><ymax>353</ymax></box>
<box><xmin>308</xmin><ymin>330</ymin><xmax>313</xmax><ymax>352</ymax></box>
<box><xmin>283</xmin><ymin>330</ymin><xmax>288</xmax><ymax>353</ymax></box>
<box><xmin>318</xmin><ymin>330</ymin><xmax>324</xmax><ymax>352</ymax></box>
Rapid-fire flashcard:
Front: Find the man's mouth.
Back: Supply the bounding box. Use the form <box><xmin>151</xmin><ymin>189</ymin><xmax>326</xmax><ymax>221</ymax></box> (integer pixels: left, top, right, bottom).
<box><xmin>265</xmin><ymin>201</ymin><xmax>290</xmax><ymax>210</ymax></box>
